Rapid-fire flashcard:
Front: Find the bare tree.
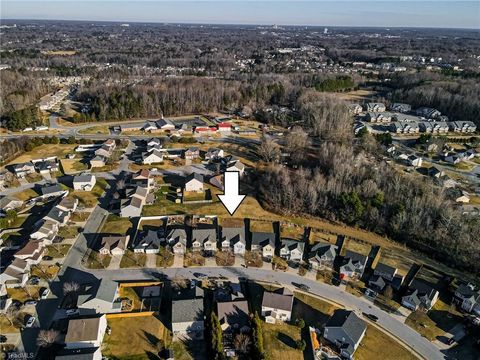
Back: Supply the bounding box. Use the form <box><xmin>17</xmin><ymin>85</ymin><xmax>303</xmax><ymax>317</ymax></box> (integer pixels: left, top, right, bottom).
<box><xmin>234</xmin><ymin>333</ymin><xmax>251</xmax><ymax>354</ymax></box>
<box><xmin>36</xmin><ymin>329</ymin><xmax>60</xmax><ymax>348</ymax></box>
<box><xmin>63</xmin><ymin>281</ymin><xmax>80</xmax><ymax>295</ymax></box>
<box><xmin>4</xmin><ymin>306</ymin><xmax>19</xmax><ymax>327</ymax></box>
<box><xmin>171</xmin><ymin>276</ymin><xmax>188</xmax><ymax>290</ymax></box>
<box><xmin>285</xmin><ymin>126</ymin><xmax>310</xmax><ymax>165</ymax></box>
<box><xmin>258</xmin><ymin>136</ymin><xmax>281</xmax><ymax>163</ymax></box>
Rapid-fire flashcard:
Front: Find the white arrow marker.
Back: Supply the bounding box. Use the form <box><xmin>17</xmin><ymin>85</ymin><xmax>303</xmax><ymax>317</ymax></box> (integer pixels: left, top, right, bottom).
<box><xmin>218</xmin><ymin>171</ymin><xmax>246</xmax><ymax>216</ymax></box>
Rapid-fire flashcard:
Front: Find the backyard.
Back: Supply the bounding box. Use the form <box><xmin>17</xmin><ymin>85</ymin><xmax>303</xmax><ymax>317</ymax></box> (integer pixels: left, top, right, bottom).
<box><xmin>6</xmin><ymin>144</ymin><xmax>77</xmax><ymax>165</ymax></box>
<box><xmin>101</xmin><ymin>214</ymin><xmax>133</xmax><ymax>235</ymax></box>
<box><xmin>263</xmin><ymin>323</ymin><xmax>303</xmax><ymax>360</ymax></box>
<box><xmin>103</xmin><ymin>315</ymin><xmax>171</xmax><ymax>359</ymax></box>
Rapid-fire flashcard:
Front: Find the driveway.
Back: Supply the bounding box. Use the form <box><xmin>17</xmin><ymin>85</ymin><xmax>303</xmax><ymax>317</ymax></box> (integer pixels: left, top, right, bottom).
<box><xmin>145</xmin><ymin>253</ymin><xmax>157</xmax><ymax>268</ymax></box>
<box><xmin>173</xmin><ymin>254</ymin><xmax>184</xmax><ymax>267</ymax></box>
<box><xmin>107</xmin><ymin>254</ymin><xmax>123</xmax><ymax>270</ymax></box>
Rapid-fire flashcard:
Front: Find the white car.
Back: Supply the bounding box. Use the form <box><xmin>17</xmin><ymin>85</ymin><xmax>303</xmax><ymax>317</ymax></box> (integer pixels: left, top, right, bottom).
<box><xmin>25</xmin><ymin>316</ymin><xmax>36</xmax><ymax>328</ymax></box>
<box><xmin>41</xmin><ymin>288</ymin><xmax>50</xmax><ymax>299</ymax></box>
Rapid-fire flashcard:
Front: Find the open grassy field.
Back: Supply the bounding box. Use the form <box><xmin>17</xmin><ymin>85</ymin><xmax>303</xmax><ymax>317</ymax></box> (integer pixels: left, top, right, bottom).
<box><xmin>7</xmin><ymin>286</ymin><xmax>40</xmax><ymax>303</ymax></box>
<box><xmin>78</xmin><ymin>125</ymin><xmax>110</xmax><ymax>135</ymax></box>
<box><xmin>7</xmin><ymin>144</ymin><xmax>77</xmax><ymax>165</ymax></box>
<box><xmin>263</xmin><ymin>323</ymin><xmax>303</xmax><ymax>360</ymax></box>
<box><xmin>356</xmin><ymin>324</ymin><xmax>417</xmax><ymax>360</ymax></box>
<box><xmin>103</xmin><ymin>315</ymin><xmax>171</xmax><ymax>359</ymax></box>
<box><xmin>339</xmin><ymin>89</ymin><xmax>380</xmax><ymax>101</ymax></box>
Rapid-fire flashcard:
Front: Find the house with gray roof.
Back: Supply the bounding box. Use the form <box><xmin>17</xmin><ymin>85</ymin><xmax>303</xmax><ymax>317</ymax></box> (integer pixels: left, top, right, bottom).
<box><xmin>171</xmin><ymin>298</ymin><xmax>205</xmax><ymax>340</ymax></box>
<box><xmin>340</xmin><ymin>251</ymin><xmax>368</xmax><ymax>279</ymax></box>
<box><xmin>216</xmin><ymin>300</ymin><xmax>250</xmax><ymax>334</ymax></box>
<box><xmin>40</xmin><ymin>183</ymin><xmax>66</xmax><ymax>198</ymax></box>
<box><xmin>401</xmin><ymin>279</ymin><xmax>439</xmax><ymax>311</ymax></box>
<box><xmin>251</xmin><ymin>232</ymin><xmax>275</xmax><ymax>258</ymax></box>
<box><xmin>279</xmin><ymin>238</ymin><xmax>305</xmax><ymax>262</ymax></box>
<box><xmin>44</xmin><ymin>205</ymin><xmax>71</xmax><ymax>226</ymax></box>
<box><xmin>307</xmin><ymin>242</ymin><xmax>338</xmax><ymax>270</ymax></box>
<box><xmin>221</xmin><ymin>227</ymin><xmax>245</xmax><ymax>255</ymax></box>
<box><xmin>389</xmin><ymin>103</ymin><xmax>411</xmax><ymax>113</ymax></box>
<box><xmin>99</xmin><ymin>235</ymin><xmax>130</xmax><ymax>256</ymax></box>
<box><xmin>0</xmin><ymin>196</ymin><xmax>23</xmax><ymax>212</ymax></box>
<box><xmin>323</xmin><ymin>310</ymin><xmax>367</xmax><ymax>359</ymax></box>
<box><xmin>191</xmin><ymin>228</ymin><xmax>217</xmax><ymax>253</ymax></box>
<box><xmin>12</xmin><ymin>162</ymin><xmax>35</xmax><ymax>178</ymax></box>
<box><xmin>454</xmin><ymin>284</ymin><xmax>480</xmax><ymax>315</ymax></box>
<box><xmin>76</xmin><ymin>279</ymin><xmax>121</xmax><ymax>315</ymax></box>
<box><xmin>448</xmin><ymin>121</ymin><xmax>477</xmax><ymax>133</ymax></box>
<box><xmin>261</xmin><ymin>288</ymin><xmax>293</xmax><ymax>324</ymax></box>
<box><xmin>365</xmin><ymin>103</ymin><xmax>386</xmax><ymax>112</ymax></box>
<box><xmin>156</xmin><ymin>118</ymin><xmax>175</xmax><ymax>130</ymax></box>
<box><xmin>167</xmin><ymin>227</ymin><xmax>187</xmax><ymax>254</ymax></box>
<box><xmin>134</xmin><ymin>230</ymin><xmax>164</xmax><ymax>254</ymax></box>
<box><xmin>184</xmin><ymin>172</ymin><xmax>204</xmax><ymax>192</ymax></box>
<box><xmin>73</xmin><ymin>174</ymin><xmax>96</xmax><ymax>191</ymax></box>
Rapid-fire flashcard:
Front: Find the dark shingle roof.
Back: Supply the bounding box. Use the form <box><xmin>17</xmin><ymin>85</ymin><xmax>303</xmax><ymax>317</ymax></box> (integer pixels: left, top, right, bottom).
<box><xmin>326</xmin><ymin>310</ymin><xmax>366</xmax><ymax>346</ymax></box>
<box><xmin>172</xmin><ymin>298</ymin><xmax>204</xmax><ymax>323</ymax></box>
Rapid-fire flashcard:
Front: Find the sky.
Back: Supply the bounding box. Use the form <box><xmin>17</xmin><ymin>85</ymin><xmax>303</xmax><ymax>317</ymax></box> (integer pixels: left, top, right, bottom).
<box><xmin>1</xmin><ymin>1</ymin><xmax>479</xmax><ymax>29</ymax></box>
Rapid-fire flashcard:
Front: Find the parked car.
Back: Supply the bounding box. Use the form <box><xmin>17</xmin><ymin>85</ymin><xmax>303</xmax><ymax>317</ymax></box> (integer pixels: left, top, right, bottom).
<box><xmin>193</xmin><ymin>272</ymin><xmax>208</xmax><ymax>279</ymax></box>
<box><xmin>24</xmin><ymin>300</ymin><xmax>38</xmax><ymax>306</ymax></box>
<box><xmin>66</xmin><ymin>309</ymin><xmax>80</xmax><ymax>317</ymax></box>
<box><xmin>365</xmin><ymin>288</ymin><xmax>378</xmax><ymax>298</ymax></box>
<box><xmin>40</xmin><ymin>288</ymin><xmax>50</xmax><ymax>299</ymax></box>
<box><xmin>292</xmin><ymin>282</ymin><xmax>310</xmax><ymax>291</ymax></box>
<box><xmin>362</xmin><ymin>313</ymin><xmax>379</xmax><ymax>322</ymax></box>
<box><xmin>447</xmin><ymin>337</ymin><xmax>456</xmax><ymax>346</ymax></box>
<box><xmin>25</xmin><ymin>316</ymin><xmax>36</xmax><ymax>328</ymax></box>
<box><xmin>29</xmin><ymin>276</ymin><xmax>39</xmax><ymax>285</ymax></box>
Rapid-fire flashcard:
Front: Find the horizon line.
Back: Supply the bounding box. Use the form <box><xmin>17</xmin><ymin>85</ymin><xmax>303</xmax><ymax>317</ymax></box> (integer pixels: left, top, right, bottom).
<box><xmin>1</xmin><ymin>18</ymin><xmax>479</xmax><ymax>30</ymax></box>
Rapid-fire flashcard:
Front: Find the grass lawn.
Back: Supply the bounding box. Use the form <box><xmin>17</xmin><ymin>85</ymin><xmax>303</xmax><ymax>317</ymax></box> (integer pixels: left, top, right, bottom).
<box><xmin>250</xmin><ymin>220</ymin><xmax>274</xmax><ymax>232</ymax></box>
<box><xmin>103</xmin><ymin>315</ymin><xmax>171</xmax><ymax>359</ymax></box>
<box><xmin>30</xmin><ymin>264</ymin><xmax>60</xmax><ymax>280</ymax></box>
<box><xmin>7</xmin><ymin>144</ymin><xmax>77</xmax><ymax>164</ymax></box>
<box><xmin>156</xmin><ymin>248</ymin><xmax>174</xmax><ymax>267</ymax></box>
<box><xmin>139</xmin><ymin>218</ymin><xmax>166</xmax><ymax>230</ymax></box>
<box><xmin>68</xmin><ymin>178</ymin><xmax>108</xmax><ymax>208</ymax></box>
<box><xmin>118</xmin><ymin>286</ymin><xmax>143</xmax><ymax>311</ymax></box>
<box><xmin>120</xmin><ymin>250</ymin><xmax>147</xmax><ymax>268</ymax></box>
<box><xmin>78</xmin><ymin>125</ymin><xmax>110</xmax><ymax>135</ymax></box>
<box><xmin>13</xmin><ymin>188</ymin><xmax>38</xmax><ymax>201</ymax></box>
<box><xmin>182</xmin><ymin>190</ymin><xmax>207</xmax><ymax>202</ymax></box>
<box><xmin>263</xmin><ymin>323</ymin><xmax>303</xmax><ymax>360</ymax></box>
<box><xmin>46</xmin><ymin>244</ymin><xmax>72</xmax><ymax>258</ymax></box>
<box><xmin>70</xmin><ymin>212</ymin><xmax>90</xmax><ymax>222</ymax></box>
<box><xmin>82</xmin><ymin>250</ymin><xmax>111</xmax><ymax>269</ymax></box>
<box><xmin>171</xmin><ymin>339</ymin><xmax>207</xmax><ymax>360</ymax></box>
<box><xmin>59</xmin><ymin>158</ymin><xmax>89</xmax><ymax>174</ymax></box>
<box><xmin>0</xmin><ymin>314</ymin><xmax>20</xmax><ymax>333</ymax></box>
<box><xmin>101</xmin><ymin>214</ymin><xmax>133</xmax><ymax>235</ymax></box>
<box><xmin>345</xmin><ymin>280</ymin><xmax>365</xmax><ymax>298</ymax></box>
<box><xmin>356</xmin><ymin>324</ymin><xmax>417</xmax><ymax>360</ymax></box>
<box><xmin>215</xmin><ymin>251</ymin><xmax>235</xmax><ymax>266</ymax></box>
<box><xmin>58</xmin><ymin>226</ymin><xmax>80</xmax><ymax>239</ymax></box>
<box><xmin>428</xmin><ymin>299</ymin><xmax>464</xmax><ymax>333</ymax></box>
<box><xmin>405</xmin><ymin>310</ymin><xmax>445</xmax><ymax>341</ymax></box>
<box><xmin>293</xmin><ymin>292</ymin><xmax>337</xmax><ymax>318</ymax></box>
<box><xmin>280</xmin><ymin>224</ymin><xmax>305</xmax><ymax>240</ymax></box>
<box><xmin>184</xmin><ymin>251</ymin><xmax>205</xmax><ymax>267</ymax></box>
<box><xmin>244</xmin><ymin>251</ymin><xmax>263</xmax><ymax>267</ymax></box>
<box><xmin>7</xmin><ymin>286</ymin><xmax>41</xmax><ymax>303</ymax></box>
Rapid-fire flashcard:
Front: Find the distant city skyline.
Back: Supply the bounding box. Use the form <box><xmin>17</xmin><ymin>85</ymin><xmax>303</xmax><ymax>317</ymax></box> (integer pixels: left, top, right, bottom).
<box><xmin>1</xmin><ymin>1</ymin><xmax>479</xmax><ymax>29</ymax></box>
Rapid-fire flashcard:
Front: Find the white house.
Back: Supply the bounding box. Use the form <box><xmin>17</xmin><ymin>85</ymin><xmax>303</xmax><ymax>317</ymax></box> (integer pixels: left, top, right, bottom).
<box><xmin>142</xmin><ymin>149</ymin><xmax>164</xmax><ymax>165</ymax></box>
<box><xmin>279</xmin><ymin>239</ymin><xmax>304</xmax><ymax>262</ymax></box>
<box><xmin>251</xmin><ymin>232</ymin><xmax>275</xmax><ymax>258</ymax></box>
<box><xmin>261</xmin><ymin>288</ymin><xmax>293</xmax><ymax>324</ymax></box>
<box><xmin>73</xmin><ymin>174</ymin><xmax>97</xmax><ymax>191</ymax></box>
<box><xmin>184</xmin><ymin>173</ymin><xmax>204</xmax><ymax>192</ymax></box>
<box><xmin>221</xmin><ymin>227</ymin><xmax>245</xmax><ymax>255</ymax></box>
